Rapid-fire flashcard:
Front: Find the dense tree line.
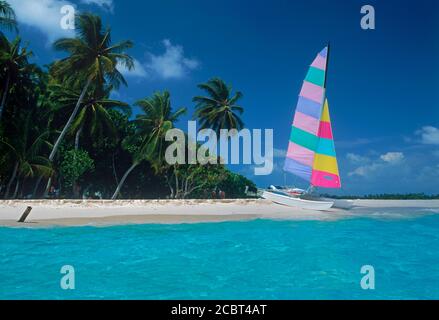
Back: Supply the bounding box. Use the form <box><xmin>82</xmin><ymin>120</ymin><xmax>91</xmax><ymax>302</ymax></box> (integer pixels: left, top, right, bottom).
<box><xmin>0</xmin><ymin>2</ymin><xmax>256</xmax><ymax>200</ymax></box>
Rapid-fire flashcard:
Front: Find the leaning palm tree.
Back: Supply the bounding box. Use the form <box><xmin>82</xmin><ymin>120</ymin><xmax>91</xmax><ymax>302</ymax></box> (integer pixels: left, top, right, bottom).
<box><xmin>49</xmin><ymin>13</ymin><xmax>133</xmax><ymax>163</ymax></box>
<box><xmin>193</xmin><ymin>78</ymin><xmax>244</xmax><ymax>136</ymax></box>
<box><xmin>0</xmin><ymin>34</ymin><xmax>33</xmax><ymax>120</ymax></box>
<box><xmin>49</xmin><ymin>83</ymin><xmax>129</xmax><ymax>150</ymax></box>
<box><xmin>43</xmin><ymin>13</ymin><xmax>133</xmax><ymax>196</ymax></box>
<box><xmin>0</xmin><ymin>1</ymin><xmax>17</xmax><ymax>32</ymax></box>
<box><xmin>111</xmin><ymin>91</ymin><xmax>186</xmax><ymax>200</ymax></box>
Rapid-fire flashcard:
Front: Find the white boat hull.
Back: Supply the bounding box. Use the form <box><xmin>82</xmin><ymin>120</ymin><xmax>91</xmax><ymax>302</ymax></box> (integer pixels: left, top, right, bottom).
<box><xmin>262</xmin><ymin>191</ymin><xmax>334</xmax><ymax>211</ymax></box>
<box><xmin>301</xmin><ymin>195</ymin><xmax>354</xmax><ymax>210</ymax></box>
<box><xmin>323</xmin><ymin>198</ymin><xmax>354</xmax><ymax>210</ymax></box>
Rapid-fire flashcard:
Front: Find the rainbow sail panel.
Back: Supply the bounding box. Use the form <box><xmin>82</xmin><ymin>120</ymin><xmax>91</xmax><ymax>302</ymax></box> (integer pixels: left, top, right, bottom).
<box><xmin>311</xmin><ymin>99</ymin><xmax>341</xmax><ymax>188</ymax></box>
<box><xmin>283</xmin><ymin>47</ymin><xmax>341</xmax><ymax>189</ymax></box>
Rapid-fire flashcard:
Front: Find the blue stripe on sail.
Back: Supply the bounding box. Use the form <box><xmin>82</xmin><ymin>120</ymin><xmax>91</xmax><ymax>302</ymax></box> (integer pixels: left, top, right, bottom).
<box><xmin>284</xmin><ymin>157</ymin><xmax>312</xmax><ymax>182</ymax></box>
<box><xmin>316</xmin><ymin>138</ymin><xmax>336</xmax><ymax>157</ymax></box>
<box><xmin>319</xmin><ymin>47</ymin><xmax>328</xmax><ymax>58</ymax></box>
<box><xmin>296</xmin><ymin>96</ymin><xmax>322</xmax><ymax>119</ymax></box>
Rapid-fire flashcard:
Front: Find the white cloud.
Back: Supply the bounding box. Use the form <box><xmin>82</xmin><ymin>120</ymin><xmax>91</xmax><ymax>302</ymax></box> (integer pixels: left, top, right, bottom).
<box><xmin>118</xmin><ymin>59</ymin><xmax>148</xmax><ymax>78</ymax></box>
<box><xmin>380</xmin><ymin>152</ymin><xmax>404</xmax><ymax>163</ymax></box>
<box><xmin>9</xmin><ymin>0</ymin><xmax>115</xmax><ymax>42</ymax></box>
<box><xmin>416</xmin><ymin>126</ymin><xmax>439</xmax><ymax>145</ymax></box>
<box><xmin>121</xmin><ymin>39</ymin><xmax>199</xmax><ymax>80</ymax></box>
<box><xmin>80</xmin><ymin>0</ymin><xmax>114</xmax><ymax>12</ymax></box>
<box><xmin>349</xmin><ymin>152</ymin><xmax>404</xmax><ymax>177</ymax></box>
<box><xmin>146</xmin><ymin>39</ymin><xmax>199</xmax><ymax>79</ymax></box>
<box><xmin>348</xmin><ymin>163</ymin><xmax>381</xmax><ymax>177</ymax></box>
<box><xmin>9</xmin><ymin>0</ymin><xmax>75</xmax><ymax>42</ymax></box>
<box><xmin>346</xmin><ymin>153</ymin><xmax>370</xmax><ymax>163</ymax></box>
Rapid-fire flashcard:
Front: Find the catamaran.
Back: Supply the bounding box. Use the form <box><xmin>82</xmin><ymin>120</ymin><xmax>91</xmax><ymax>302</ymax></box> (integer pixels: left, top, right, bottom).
<box><xmin>262</xmin><ymin>45</ymin><xmax>352</xmax><ymax>210</ymax></box>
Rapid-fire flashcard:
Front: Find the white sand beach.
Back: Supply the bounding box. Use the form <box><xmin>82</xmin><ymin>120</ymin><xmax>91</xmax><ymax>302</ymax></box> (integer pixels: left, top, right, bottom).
<box><xmin>0</xmin><ymin>199</ymin><xmax>439</xmax><ymax>227</ymax></box>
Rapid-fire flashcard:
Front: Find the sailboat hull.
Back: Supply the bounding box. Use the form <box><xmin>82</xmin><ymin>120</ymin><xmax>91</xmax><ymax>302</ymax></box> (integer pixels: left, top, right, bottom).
<box><xmin>301</xmin><ymin>195</ymin><xmax>354</xmax><ymax>210</ymax></box>
<box><xmin>262</xmin><ymin>191</ymin><xmax>334</xmax><ymax>211</ymax></box>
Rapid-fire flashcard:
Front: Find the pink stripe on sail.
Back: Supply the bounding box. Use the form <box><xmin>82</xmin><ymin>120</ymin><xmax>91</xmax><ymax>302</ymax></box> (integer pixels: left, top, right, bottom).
<box><xmin>293</xmin><ymin>111</ymin><xmax>320</xmax><ymax>135</ymax></box>
<box><xmin>311</xmin><ymin>169</ymin><xmax>341</xmax><ymax>188</ymax></box>
<box><xmin>317</xmin><ymin>121</ymin><xmax>333</xmax><ymax>139</ymax></box>
<box><xmin>300</xmin><ymin>81</ymin><xmax>324</xmax><ymax>104</ymax></box>
<box><xmin>287</xmin><ymin>142</ymin><xmax>315</xmax><ymax>167</ymax></box>
<box><xmin>310</xmin><ymin>55</ymin><xmax>326</xmax><ymax>71</ymax></box>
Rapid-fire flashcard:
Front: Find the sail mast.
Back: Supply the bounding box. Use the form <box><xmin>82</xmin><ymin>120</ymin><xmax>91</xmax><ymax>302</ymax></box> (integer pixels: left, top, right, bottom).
<box><xmin>323</xmin><ymin>42</ymin><xmax>330</xmax><ymax>90</ymax></box>
<box><xmin>310</xmin><ymin>42</ymin><xmax>342</xmax><ymax>189</ymax></box>
<box><xmin>309</xmin><ymin>42</ymin><xmax>330</xmax><ymax>192</ymax></box>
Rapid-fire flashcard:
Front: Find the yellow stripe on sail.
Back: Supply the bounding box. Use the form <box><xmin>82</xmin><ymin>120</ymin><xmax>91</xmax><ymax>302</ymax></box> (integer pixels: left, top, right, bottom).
<box><xmin>321</xmin><ymin>99</ymin><xmax>331</xmax><ymax>122</ymax></box>
<box><xmin>313</xmin><ymin>153</ymin><xmax>339</xmax><ymax>175</ymax></box>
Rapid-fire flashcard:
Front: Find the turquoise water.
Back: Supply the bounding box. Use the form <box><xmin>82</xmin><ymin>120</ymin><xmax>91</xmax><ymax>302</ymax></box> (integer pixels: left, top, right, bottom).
<box><xmin>1</xmin><ymin>209</ymin><xmax>439</xmax><ymax>300</ymax></box>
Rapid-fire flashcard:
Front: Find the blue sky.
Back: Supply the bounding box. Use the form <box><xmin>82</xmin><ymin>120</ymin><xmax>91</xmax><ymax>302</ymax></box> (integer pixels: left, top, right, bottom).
<box><xmin>8</xmin><ymin>0</ymin><xmax>439</xmax><ymax>194</ymax></box>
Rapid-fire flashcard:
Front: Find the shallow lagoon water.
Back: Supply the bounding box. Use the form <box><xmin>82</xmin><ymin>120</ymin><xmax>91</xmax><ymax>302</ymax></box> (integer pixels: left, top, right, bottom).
<box><xmin>1</xmin><ymin>208</ymin><xmax>438</xmax><ymax>299</ymax></box>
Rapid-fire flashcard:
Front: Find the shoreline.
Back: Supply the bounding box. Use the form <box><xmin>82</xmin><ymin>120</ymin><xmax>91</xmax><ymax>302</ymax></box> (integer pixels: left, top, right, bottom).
<box><xmin>1</xmin><ymin>199</ymin><xmax>439</xmax><ymax>227</ymax></box>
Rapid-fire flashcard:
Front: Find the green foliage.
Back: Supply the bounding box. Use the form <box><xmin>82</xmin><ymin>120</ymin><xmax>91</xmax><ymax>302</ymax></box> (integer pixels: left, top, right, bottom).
<box><xmin>0</xmin><ymin>7</ymin><xmax>257</xmax><ymax>200</ymax></box>
<box><xmin>219</xmin><ymin>172</ymin><xmax>257</xmax><ymax>198</ymax></box>
<box><xmin>0</xmin><ymin>0</ymin><xmax>17</xmax><ymax>32</ymax></box>
<box><xmin>52</xmin><ymin>13</ymin><xmax>133</xmax><ymax>88</ymax></box>
<box><xmin>0</xmin><ymin>34</ymin><xmax>35</xmax><ymax>121</ymax></box>
<box><xmin>134</xmin><ymin>91</ymin><xmax>187</xmax><ymax>165</ymax></box>
<box><xmin>59</xmin><ymin>149</ymin><xmax>94</xmax><ymax>189</ymax></box>
<box><xmin>168</xmin><ymin>163</ymin><xmax>256</xmax><ymax>199</ymax></box>
<box><xmin>193</xmin><ymin>78</ymin><xmax>244</xmax><ymax>135</ymax></box>
<box><xmin>49</xmin><ymin>83</ymin><xmax>129</xmax><ymax>149</ymax></box>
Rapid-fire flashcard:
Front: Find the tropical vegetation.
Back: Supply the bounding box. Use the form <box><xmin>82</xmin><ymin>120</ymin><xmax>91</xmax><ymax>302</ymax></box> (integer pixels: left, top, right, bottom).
<box><xmin>193</xmin><ymin>78</ymin><xmax>244</xmax><ymax>136</ymax></box>
<box><xmin>0</xmin><ymin>3</ymin><xmax>255</xmax><ymax>200</ymax></box>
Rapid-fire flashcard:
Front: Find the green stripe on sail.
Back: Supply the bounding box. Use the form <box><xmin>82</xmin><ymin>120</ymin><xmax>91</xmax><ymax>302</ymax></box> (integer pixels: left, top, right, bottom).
<box><xmin>290</xmin><ymin>126</ymin><xmax>319</xmax><ymax>151</ymax></box>
<box><xmin>305</xmin><ymin>67</ymin><xmax>325</xmax><ymax>87</ymax></box>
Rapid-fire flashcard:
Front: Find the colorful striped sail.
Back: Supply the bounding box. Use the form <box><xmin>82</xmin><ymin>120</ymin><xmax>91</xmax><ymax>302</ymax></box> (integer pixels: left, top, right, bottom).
<box><xmin>284</xmin><ymin>47</ymin><xmax>341</xmax><ymax>189</ymax></box>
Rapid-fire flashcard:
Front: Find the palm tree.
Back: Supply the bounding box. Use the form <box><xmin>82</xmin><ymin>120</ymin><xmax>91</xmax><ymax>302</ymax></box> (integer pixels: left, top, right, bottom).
<box><xmin>1</xmin><ymin>113</ymin><xmax>53</xmax><ymax>199</ymax></box>
<box><xmin>49</xmin><ymin>84</ymin><xmax>129</xmax><ymax>150</ymax></box>
<box><xmin>43</xmin><ymin>13</ymin><xmax>133</xmax><ymax>196</ymax></box>
<box><xmin>111</xmin><ymin>91</ymin><xmax>186</xmax><ymax>200</ymax></box>
<box><xmin>193</xmin><ymin>78</ymin><xmax>244</xmax><ymax>136</ymax></box>
<box><xmin>49</xmin><ymin>13</ymin><xmax>133</xmax><ymax>164</ymax></box>
<box><xmin>0</xmin><ymin>34</ymin><xmax>33</xmax><ymax>121</ymax></box>
<box><xmin>0</xmin><ymin>1</ymin><xmax>17</xmax><ymax>32</ymax></box>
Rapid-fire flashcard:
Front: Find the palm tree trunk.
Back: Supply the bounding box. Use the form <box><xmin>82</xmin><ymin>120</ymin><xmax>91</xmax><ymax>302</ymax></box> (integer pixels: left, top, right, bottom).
<box><xmin>4</xmin><ymin>162</ymin><xmax>18</xmax><ymax>199</ymax></box>
<box><xmin>0</xmin><ymin>73</ymin><xmax>11</xmax><ymax>121</ymax></box>
<box><xmin>43</xmin><ymin>76</ymin><xmax>93</xmax><ymax>197</ymax></box>
<box><xmin>43</xmin><ymin>176</ymin><xmax>52</xmax><ymax>198</ymax></box>
<box><xmin>32</xmin><ymin>176</ymin><xmax>43</xmax><ymax>198</ymax></box>
<box><xmin>48</xmin><ymin>76</ymin><xmax>92</xmax><ymax>162</ymax></box>
<box><xmin>19</xmin><ymin>178</ymin><xmax>26</xmax><ymax>198</ymax></box>
<box><xmin>72</xmin><ymin>127</ymin><xmax>84</xmax><ymax>197</ymax></box>
<box><xmin>75</xmin><ymin>126</ymin><xmax>83</xmax><ymax>150</ymax></box>
<box><xmin>112</xmin><ymin>153</ymin><xmax>119</xmax><ymax>185</ymax></box>
<box><xmin>12</xmin><ymin>178</ymin><xmax>20</xmax><ymax>199</ymax></box>
<box><xmin>111</xmin><ymin>162</ymin><xmax>138</xmax><ymax>200</ymax></box>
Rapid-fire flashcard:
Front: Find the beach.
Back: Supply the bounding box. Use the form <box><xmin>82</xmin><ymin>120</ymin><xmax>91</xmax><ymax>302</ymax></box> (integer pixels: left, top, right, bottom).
<box><xmin>1</xmin><ymin>199</ymin><xmax>439</xmax><ymax>227</ymax></box>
